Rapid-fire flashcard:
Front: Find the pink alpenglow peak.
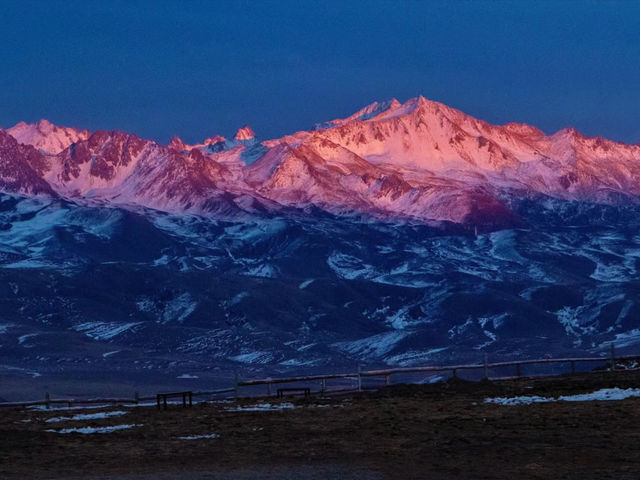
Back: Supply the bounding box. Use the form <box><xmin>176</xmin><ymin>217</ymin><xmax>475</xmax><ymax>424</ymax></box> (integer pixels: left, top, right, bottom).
<box><xmin>2</xmin><ymin>96</ymin><xmax>640</xmax><ymax>227</ymax></box>
<box><xmin>168</xmin><ymin>135</ymin><xmax>227</xmax><ymax>151</ymax></box>
<box><xmin>234</xmin><ymin>126</ymin><xmax>255</xmax><ymax>141</ymax></box>
<box><xmin>6</xmin><ymin>119</ymin><xmax>90</xmax><ymax>155</ymax></box>
<box><xmin>204</xmin><ymin>135</ymin><xmax>226</xmax><ymax>145</ymax></box>
<box><xmin>168</xmin><ymin>135</ymin><xmax>186</xmax><ymax>151</ymax></box>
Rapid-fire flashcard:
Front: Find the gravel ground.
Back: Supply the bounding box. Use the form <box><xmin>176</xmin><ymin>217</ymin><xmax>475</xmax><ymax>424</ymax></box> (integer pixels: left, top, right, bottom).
<box><xmin>2</xmin><ymin>371</ymin><xmax>640</xmax><ymax>480</ymax></box>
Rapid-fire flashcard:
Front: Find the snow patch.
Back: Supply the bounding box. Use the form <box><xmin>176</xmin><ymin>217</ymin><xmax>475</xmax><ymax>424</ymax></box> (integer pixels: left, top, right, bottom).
<box><xmin>179</xmin><ymin>433</ymin><xmax>219</xmax><ymax>440</ymax></box>
<box><xmin>333</xmin><ymin>331</ymin><xmax>409</xmax><ymax>359</ymax></box>
<box><xmin>46</xmin><ymin>411</ymin><xmax>128</xmax><ymax>423</ymax></box>
<box><xmin>229</xmin><ymin>351</ymin><xmax>274</xmax><ymax>364</ymax></box>
<box><xmin>243</xmin><ymin>263</ymin><xmax>278</xmax><ymax>278</ymax></box>
<box><xmin>46</xmin><ymin>424</ymin><xmax>141</xmax><ymax>434</ymax></box>
<box><xmin>227</xmin><ymin>402</ymin><xmax>295</xmax><ymax>412</ymax></box>
<box><xmin>160</xmin><ymin>293</ymin><xmax>197</xmax><ymax>324</ymax></box>
<box><xmin>0</xmin><ymin>323</ymin><xmax>12</xmax><ymax>334</ymax></box>
<box><xmin>486</xmin><ymin>388</ymin><xmax>640</xmax><ymax>406</ymax></box>
<box><xmin>18</xmin><ymin>333</ymin><xmax>38</xmax><ymax>345</ymax></box>
<box><xmin>608</xmin><ymin>329</ymin><xmax>640</xmax><ymax>348</ymax></box>
<box><xmin>299</xmin><ymin>279</ymin><xmax>315</xmax><ymax>289</ymax></box>
<box><xmin>385</xmin><ymin>348</ymin><xmax>449</xmax><ymax>367</ymax></box>
<box><xmin>327</xmin><ymin>252</ymin><xmax>376</xmax><ymax>280</ymax></box>
<box><xmin>73</xmin><ymin>321</ymin><xmax>141</xmax><ymax>341</ymax></box>
<box><xmin>2</xmin><ymin>365</ymin><xmax>41</xmax><ymax>378</ymax></box>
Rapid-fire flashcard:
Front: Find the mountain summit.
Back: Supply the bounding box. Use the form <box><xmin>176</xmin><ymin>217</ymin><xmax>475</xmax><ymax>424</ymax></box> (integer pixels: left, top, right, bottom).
<box><xmin>235</xmin><ymin>126</ymin><xmax>255</xmax><ymax>141</ymax></box>
<box><xmin>6</xmin><ymin>119</ymin><xmax>90</xmax><ymax>155</ymax></box>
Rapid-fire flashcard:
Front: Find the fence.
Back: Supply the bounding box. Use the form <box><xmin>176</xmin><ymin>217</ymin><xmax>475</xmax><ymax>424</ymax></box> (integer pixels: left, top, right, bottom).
<box><xmin>1</xmin><ymin>347</ymin><xmax>638</xmax><ymax>409</ymax></box>
<box><xmin>238</xmin><ymin>347</ymin><xmax>640</xmax><ymax>396</ymax></box>
<box><xmin>0</xmin><ymin>387</ymin><xmax>235</xmax><ymax>410</ymax></box>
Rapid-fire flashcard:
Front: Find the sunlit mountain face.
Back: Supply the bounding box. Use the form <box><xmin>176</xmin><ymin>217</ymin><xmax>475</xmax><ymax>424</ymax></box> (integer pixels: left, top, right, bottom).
<box><xmin>1</xmin><ymin>97</ymin><xmax>639</xmax><ymax>395</ymax></box>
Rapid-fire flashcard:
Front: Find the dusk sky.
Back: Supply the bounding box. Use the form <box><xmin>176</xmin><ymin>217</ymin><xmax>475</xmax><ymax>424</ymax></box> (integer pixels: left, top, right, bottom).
<box><xmin>2</xmin><ymin>1</ymin><xmax>639</xmax><ymax>144</ymax></box>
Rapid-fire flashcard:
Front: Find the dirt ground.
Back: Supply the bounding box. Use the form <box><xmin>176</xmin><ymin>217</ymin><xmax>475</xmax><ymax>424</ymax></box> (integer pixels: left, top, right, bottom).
<box><xmin>1</xmin><ymin>371</ymin><xmax>640</xmax><ymax>480</ymax></box>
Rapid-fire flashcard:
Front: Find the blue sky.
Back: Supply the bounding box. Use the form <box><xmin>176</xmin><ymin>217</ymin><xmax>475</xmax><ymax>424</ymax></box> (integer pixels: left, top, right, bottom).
<box><xmin>1</xmin><ymin>1</ymin><xmax>639</xmax><ymax>144</ymax></box>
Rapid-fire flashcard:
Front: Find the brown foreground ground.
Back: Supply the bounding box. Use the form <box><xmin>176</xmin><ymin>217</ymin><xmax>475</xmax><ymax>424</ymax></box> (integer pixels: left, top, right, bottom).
<box><xmin>1</xmin><ymin>371</ymin><xmax>640</xmax><ymax>480</ymax></box>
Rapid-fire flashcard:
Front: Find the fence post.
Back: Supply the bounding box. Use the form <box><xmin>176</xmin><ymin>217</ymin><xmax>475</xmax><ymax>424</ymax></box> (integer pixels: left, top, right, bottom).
<box><xmin>321</xmin><ymin>378</ymin><xmax>326</xmax><ymax>395</ymax></box>
<box><xmin>45</xmin><ymin>392</ymin><xmax>50</xmax><ymax>410</ymax></box>
<box><xmin>357</xmin><ymin>365</ymin><xmax>362</xmax><ymax>392</ymax></box>
<box><xmin>452</xmin><ymin>368</ymin><xmax>457</xmax><ymax>379</ymax></box>
<box><xmin>610</xmin><ymin>344</ymin><xmax>616</xmax><ymax>371</ymax></box>
<box><xmin>134</xmin><ymin>391</ymin><xmax>139</xmax><ymax>404</ymax></box>
<box><xmin>267</xmin><ymin>382</ymin><xmax>272</xmax><ymax>397</ymax></box>
<box><xmin>516</xmin><ymin>363</ymin><xmax>521</xmax><ymax>378</ymax></box>
<box><xmin>571</xmin><ymin>361</ymin><xmax>576</xmax><ymax>375</ymax></box>
<box><xmin>234</xmin><ymin>371</ymin><xmax>239</xmax><ymax>399</ymax></box>
<box><xmin>484</xmin><ymin>353</ymin><xmax>489</xmax><ymax>380</ymax></box>
<box><xmin>386</xmin><ymin>374</ymin><xmax>391</xmax><ymax>386</ymax></box>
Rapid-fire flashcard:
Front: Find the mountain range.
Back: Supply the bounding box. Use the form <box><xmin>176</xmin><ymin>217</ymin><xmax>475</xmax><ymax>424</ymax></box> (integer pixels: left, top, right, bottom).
<box><xmin>1</xmin><ymin>97</ymin><xmax>639</xmax><ymax>399</ymax></box>
<box><xmin>4</xmin><ymin>96</ymin><xmax>640</xmax><ymax>228</ymax></box>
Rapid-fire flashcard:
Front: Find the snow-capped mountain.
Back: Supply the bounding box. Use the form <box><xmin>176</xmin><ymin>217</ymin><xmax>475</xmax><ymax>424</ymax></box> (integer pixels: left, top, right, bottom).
<box><xmin>2</xmin><ymin>97</ymin><xmax>640</xmax><ymax>397</ymax></box>
<box><xmin>3</xmin><ymin>96</ymin><xmax>640</xmax><ymax>227</ymax></box>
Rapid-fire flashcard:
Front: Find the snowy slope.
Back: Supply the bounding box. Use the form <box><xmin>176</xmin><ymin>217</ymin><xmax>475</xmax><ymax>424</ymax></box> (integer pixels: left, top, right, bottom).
<box><xmin>1</xmin><ymin>192</ymin><xmax>640</xmax><ymax>391</ymax></box>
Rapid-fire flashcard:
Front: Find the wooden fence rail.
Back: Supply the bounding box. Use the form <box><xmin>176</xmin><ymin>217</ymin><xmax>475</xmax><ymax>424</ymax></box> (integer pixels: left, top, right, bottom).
<box><xmin>0</xmin><ymin>396</ymin><xmax>139</xmax><ymax>409</ymax></box>
<box><xmin>0</xmin><ymin>387</ymin><xmax>235</xmax><ymax>410</ymax></box>
<box><xmin>238</xmin><ymin>350</ymin><xmax>640</xmax><ymax>394</ymax></box>
<box><xmin>2</xmin><ymin>349</ymin><xmax>638</xmax><ymax>409</ymax></box>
